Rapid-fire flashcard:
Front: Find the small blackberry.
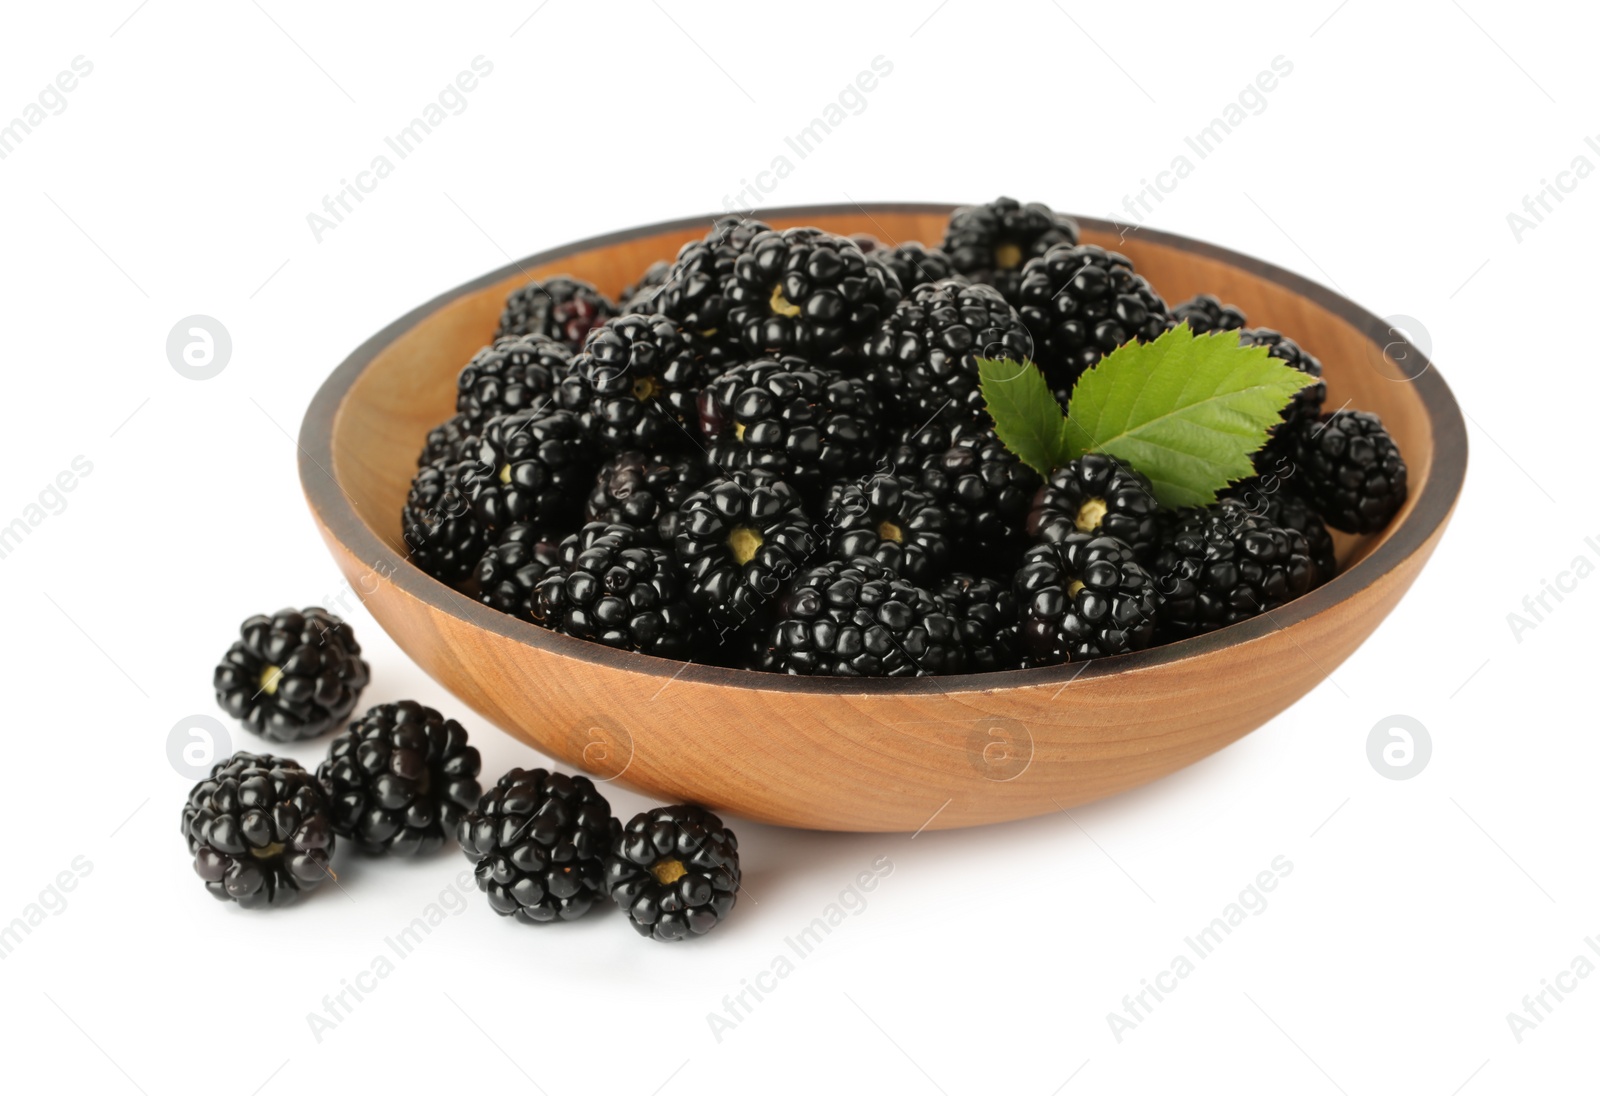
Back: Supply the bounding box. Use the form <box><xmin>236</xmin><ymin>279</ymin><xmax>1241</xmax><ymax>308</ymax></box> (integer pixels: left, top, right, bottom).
<box><xmin>606</xmin><ymin>805</ymin><xmax>740</xmax><ymax>942</ymax></box>
<box><xmin>572</xmin><ymin>314</ymin><xmax>703</xmax><ymax>451</ymax></box>
<box><xmin>403</xmin><ymin>459</ymin><xmax>488</xmax><ymax>583</ymax></box>
<box><xmin>584</xmin><ymin>450</ymin><xmax>709</xmax><ymax>543</ymax></box>
<box><xmin>463</xmin><ymin>409</ymin><xmax>593</xmax><ymax>533</ymax></box>
<box><xmin>942</xmin><ymin>196</ymin><xmax>1080</xmax><ymax>298</ymax></box>
<box><xmin>496</xmin><ymin>276</ymin><xmax>617</xmax><ymax>352</ymax></box>
<box><xmin>869</xmin><ymin>241</ymin><xmax>964</xmax><ymax>294</ymax></box>
<box><xmin>890</xmin><ymin>420</ymin><xmax>1040</xmax><ymax>567</ymax></box>
<box><xmin>861</xmin><ymin>279</ymin><xmax>1032</xmax><ymax>426</ymax></box>
<box><xmin>620</xmin><ymin>260</ymin><xmax>672</xmax><ymax>314</ymax></box>
<box><xmin>531</xmin><ymin>526</ymin><xmax>700</xmax><ymax>660</ymax></box>
<box><xmin>214</xmin><ymin>608</ymin><xmax>370</xmax><ymax>742</ymax></box>
<box><xmin>849</xmin><ymin>232</ymin><xmax>884</xmax><ymax>253</ymax></box>
<box><xmin>723</xmin><ymin>227</ymin><xmax>901</xmax><ymax>359</ymax></box>
<box><xmin>1149</xmin><ymin>500</ymin><xmax>1314</xmax><ymax>639</ymax></box>
<box><xmin>420</xmin><ymin>413</ymin><xmax>474</xmax><ymax>467</ymax></box>
<box><xmin>1285</xmin><ymin>410</ymin><xmax>1408</xmax><ymax>534</ymax></box>
<box><xmin>458</xmin><ymin>768</ymin><xmax>617</xmax><ymax>925</ymax></box>
<box><xmin>672</xmin><ymin>471</ymin><xmax>820</xmax><ymax>637</ymax></box>
<box><xmin>1013</xmin><ymin>244</ymin><xmax>1171</xmax><ymax>396</ymax></box>
<box><xmin>182</xmin><ymin>752</ymin><xmax>336</xmax><ymax>909</ymax></box>
<box><xmin>753</xmin><ymin>556</ymin><xmax>966</xmax><ymax>676</ymax></box>
<box><xmin>654</xmin><ymin>216</ymin><xmax>772</xmax><ymax>360</ymax></box>
<box><xmin>1171</xmin><ymin>293</ymin><xmax>1247</xmax><ymax>334</ymax></box>
<box><xmin>937</xmin><ymin>572</ymin><xmax>1019</xmax><ymax>672</ymax></box>
<box><xmin>1224</xmin><ymin>483</ymin><xmax>1338</xmax><ymax>586</ymax></box>
<box><xmin>318</xmin><ymin>701</ymin><xmax>483</xmax><ymax>857</ymax></box>
<box><xmin>823</xmin><ymin>473</ymin><xmax>953</xmax><ymax>584</ymax></box>
<box><xmin>455</xmin><ymin>334</ymin><xmax>576</xmax><ymax>422</ymax></box>
<box><xmin>699</xmin><ymin>357</ymin><xmax>879</xmax><ymax>495</ymax></box>
<box><xmin>1027</xmin><ymin>454</ymin><xmax>1162</xmax><ymax>561</ymax></box>
<box><xmin>475</xmin><ymin>523</ymin><xmax>563</xmax><ymax>617</ymax></box>
<box><xmin>1014</xmin><ymin>534</ymin><xmax>1162</xmax><ymax>664</ymax></box>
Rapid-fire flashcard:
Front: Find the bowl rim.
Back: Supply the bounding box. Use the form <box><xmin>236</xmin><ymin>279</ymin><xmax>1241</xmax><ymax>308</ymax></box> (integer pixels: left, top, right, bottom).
<box><xmin>299</xmin><ymin>201</ymin><xmax>1468</xmax><ymax>696</ymax></box>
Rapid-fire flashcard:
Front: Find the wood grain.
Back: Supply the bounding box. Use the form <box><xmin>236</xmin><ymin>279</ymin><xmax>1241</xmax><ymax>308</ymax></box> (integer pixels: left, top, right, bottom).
<box><xmin>300</xmin><ymin>205</ymin><xmax>1466</xmax><ymax>832</ymax></box>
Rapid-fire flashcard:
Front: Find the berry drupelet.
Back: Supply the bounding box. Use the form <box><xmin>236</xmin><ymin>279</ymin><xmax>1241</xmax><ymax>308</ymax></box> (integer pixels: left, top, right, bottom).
<box><xmin>463</xmin><ymin>409</ymin><xmax>593</xmax><ymax>533</ymax></box>
<box><xmin>214</xmin><ymin>607</ymin><xmax>370</xmax><ymax>742</ymax></box>
<box><xmin>861</xmin><ymin>279</ymin><xmax>1032</xmax><ymax>426</ymax></box>
<box><xmin>1285</xmin><ymin>409</ymin><xmax>1407</xmax><ymax>534</ymax></box>
<box><xmin>584</xmin><ymin>450</ymin><xmax>709</xmax><ymax>544</ymax></box>
<box><xmin>182</xmin><ymin>752</ymin><xmax>336</xmax><ymax>909</ymax></box>
<box><xmin>752</xmin><ymin>556</ymin><xmax>966</xmax><ymax>676</ymax></box>
<box><xmin>572</xmin><ymin>314</ymin><xmax>704</xmax><ymax>451</ymax></box>
<box><xmin>458</xmin><ymin>768</ymin><xmax>618</xmax><ymax>925</ymax></box>
<box><xmin>606</xmin><ymin>805</ymin><xmax>740</xmax><ymax>941</ymax></box>
<box><xmin>1014</xmin><ymin>533</ymin><xmax>1162</xmax><ymax>664</ymax></box>
<box><xmin>531</xmin><ymin>525</ymin><xmax>700</xmax><ymax>660</ymax></box>
<box><xmin>318</xmin><ymin>701</ymin><xmax>483</xmax><ymax>857</ymax></box>
<box><xmin>698</xmin><ymin>357</ymin><xmax>879</xmax><ymax>497</ymax></box>
<box><xmin>496</xmin><ymin>276</ymin><xmax>617</xmax><ymax>352</ymax></box>
<box><xmin>402</xmin><ymin>459</ymin><xmax>488</xmax><ymax>584</ymax></box>
<box><xmin>942</xmin><ymin>196</ymin><xmax>1080</xmax><ymax>298</ymax></box>
<box><xmin>1148</xmin><ymin>499</ymin><xmax>1314</xmax><ymax>640</ymax></box>
<box><xmin>455</xmin><ymin>334</ymin><xmax>577</xmax><ymax>422</ymax></box>
<box><xmin>822</xmin><ymin>473</ymin><xmax>953</xmax><ymax>584</ymax></box>
<box><xmin>1027</xmin><ymin>454</ymin><xmax>1163</xmax><ymax>561</ymax></box>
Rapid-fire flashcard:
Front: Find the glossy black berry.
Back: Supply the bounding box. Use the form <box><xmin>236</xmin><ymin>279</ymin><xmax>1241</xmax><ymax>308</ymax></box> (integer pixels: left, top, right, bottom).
<box><xmin>572</xmin><ymin>314</ymin><xmax>704</xmax><ymax>451</ymax></box>
<box><xmin>584</xmin><ymin>450</ymin><xmax>710</xmax><ymax>544</ymax></box>
<box><xmin>823</xmin><ymin>473</ymin><xmax>953</xmax><ymax>584</ymax></box>
<box><xmin>420</xmin><ymin>413</ymin><xmax>474</xmax><ymax>467</ymax></box>
<box><xmin>182</xmin><ymin>752</ymin><xmax>335</xmax><ymax>909</ymax></box>
<box><xmin>462</xmin><ymin>409</ymin><xmax>593</xmax><ymax>533</ymax></box>
<box><xmin>531</xmin><ymin>525</ymin><xmax>701</xmax><ymax>660</ymax></box>
<box><xmin>621</xmin><ymin>260</ymin><xmax>672</xmax><ymax>315</ymax></box>
<box><xmin>1171</xmin><ymin>293</ymin><xmax>1247</xmax><ymax>334</ymax></box>
<box><xmin>942</xmin><ymin>196</ymin><xmax>1080</xmax><ymax>298</ymax></box>
<box><xmin>1027</xmin><ymin>454</ymin><xmax>1163</xmax><ymax>561</ymax></box>
<box><xmin>1015</xmin><ymin>534</ymin><xmax>1162</xmax><ymax>664</ymax></box>
<box><xmin>862</xmin><ymin>279</ymin><xmax>1032</xmax><ymax>426</ymax></box>
<box><xmin>1149</xmin><ymin>500</ymin><xmax>1314</xmax><ymax>640</ymax></box>
<box><xmin>937</xmin><ymin>572</ymin><xmax>1019</xmax><ymax>672</ymax></box>
<box><xmin>214</xmin><ymin>608</ymin><xmax>370</xmax><ymax>742</ymax></box>
<box><xmin>653</xmin><ymin>216</ymin><xmax>772</xmax><ymax>367</ymax></box>
<box><xmin>1285</xmin><ymin>410</ymin><xmax>1406</xmax><ymax>534</ymax></box>
<box><xmin>474</xmin><ymin>522</ymin><xmax>563</xmax><ymax>617</ymax></box>
<box><xmin>318</xmin><ymin>701</ymin><xmax>483</xmax><ymax>857</ymax></box>
<box><xmin>869</xmin><ymin>241</ymin><xmax>964</xmax><ymax>294</ymax></box>
<box><xmin>606</xmin><ymin>805</ymin><xmax>740</xmax><ymax>942</ymax></box>
<box><xmin>699</xmin><ymin>357</ymin><xmax>879</xmax><ymax>496</ymax></box>
<box><xmin>497</xmin><ymin>276</ymin><xmax>617</xmax><ymax>353</ymax></box>
<box><xmin>458</xmin><ymin>768</ymin><xmax>617</xmax><ymax>925</ymax></box>
<box><xmin>889</xmin><ymin>420</ymin><xmax>1040</xmax><ymax>568</ymax></box>
<box><xmin>403</xmin><ymin>459</ymin><xmax>488</xmax><ymax>583</ymax></box>
<box><xmin>1225</xmin><ymin>482</ymin><xmax>1339</xmax><ymax>587</ymax></box>
<box><xmin>753</xmin><ymin>556</ymin><xmax>966</xmax><ymax>676</ymax></box>
<box><xmin>1013</xmin><ymin>244</ymin><xmax>1170</xmax><ymax>396</ymax></box>
<box><xmin>455</xmin><ymin>334</ymin><xmax>577</xmax><ymax>422</ymax></box>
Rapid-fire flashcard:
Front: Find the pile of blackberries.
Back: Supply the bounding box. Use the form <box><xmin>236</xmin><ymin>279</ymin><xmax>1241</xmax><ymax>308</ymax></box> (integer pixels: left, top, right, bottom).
<box><xmin>402</xmin><ymin>198</ymin><xmax>1410</xmax><ymax>674</ymax></box>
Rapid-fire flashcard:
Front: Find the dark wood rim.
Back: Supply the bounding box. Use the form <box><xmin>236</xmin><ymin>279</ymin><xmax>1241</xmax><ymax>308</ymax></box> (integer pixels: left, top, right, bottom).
<box><xmin>298</xmin><ymin>203</ymin><xmax>1468</xmax><ymax>696</ymax></box>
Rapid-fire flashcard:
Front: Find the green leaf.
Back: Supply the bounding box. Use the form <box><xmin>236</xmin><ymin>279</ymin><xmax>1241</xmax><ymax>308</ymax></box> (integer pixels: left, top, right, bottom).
<box><xmin>978</xmin><ymin>358</ymin><xmax>1072</xmax><ymax>478</ymax></box>
<box><xmin>1062</xmin><ymin>325</ymin><xmax>1316</xmax><ymax>508</ymax></box>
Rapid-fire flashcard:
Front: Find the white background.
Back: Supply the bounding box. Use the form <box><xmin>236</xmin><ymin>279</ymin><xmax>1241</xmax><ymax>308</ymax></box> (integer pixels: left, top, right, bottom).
<box><xmin>0</xmin><ymin>2</ymin><xmax>1593</xmax><ymax>1093</ymax></box>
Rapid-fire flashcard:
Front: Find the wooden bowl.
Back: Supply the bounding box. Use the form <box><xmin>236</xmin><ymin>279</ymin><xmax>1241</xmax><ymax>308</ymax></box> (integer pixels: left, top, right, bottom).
<box><xmin>299</xmin><ymin>204</ymin><xmax>1466</xmax><ymax>832</ymax></box>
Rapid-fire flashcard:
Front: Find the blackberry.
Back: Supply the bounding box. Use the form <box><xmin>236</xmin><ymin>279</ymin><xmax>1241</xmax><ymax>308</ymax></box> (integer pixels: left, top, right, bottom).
<box><xmin>822</xmin><ymin>473</ymin><xmax>953</xmax><ymax>584</ymax></box>
<box><xmin>1225</xmin><ymin>483</ymin><xmax>1338</xmax><ymax>586</ymax></box>
<box><xmin>402</xmin><ymin>459</ymin><xmax>487</xmax><ymax>583</ymax></box>
<box><xmin>869</xmin><ymin>241</ymin><xmax>964</xmax><ymax>294</ymax></box>
<box><xmin>606</xmin><ymin>805</ymin><xmax>740</xmax><ymax>942</ymax></box>
<box><xmin>672</xmin><ymin>471</ymin><xmax>820</xmax><ymax>638</ymax></box>
<box><xmin>1149</xmin><ymin>500</ymin><xmax>1314</xmax><ymax>640</ymax></box>
<box><xmin>1014</xmin><ymin>534</ymin><xmax>1162</xmax><ymax>664</ymax></box>
<box><xmin>942</xmin><ymin>196</ymin><xmax>1080</xmax><ymax>298</ymax></box>
<box><xmin>723</xmin><ymin>227</ymin><xmax>901</xmax><ymax>359</ymax></box>
<box><xmin>699</xmin><ymin>357</ymin><xmax>879</xmax><ymax>496</ymax></box>
<box><xmin>214</xmin><ymin>608</ymin><xmax>370</xmax><ymax>742</ymax></box>
<box><xmin>862</xmin><ymin>279</ymin><xmax>1032</xmax><ymax>426</ymax></box>
<box><xmin>531</xmin><ymin>526</ymin><xmax>700</xmax><ymax>660</ymax></box>
<box><xmin>318</xmin><ymin>701</ymin><xmax>483</xmax><ymax>857</ymax></box>
<box><xmin>849</xmin><ymin>232</ymin><xmax>884</xmax><ymax>253</ymax></box>
<box><xmin>1285</xmin><ymin>410</ymin><xmax>1407</xmax><ymax>534</ymax></box>
<box><xmin>496</xmin><ymin>276</ymin><xmax>617</xmax><ymax>352</ymax></box>
<box><xmin>1026</xmin><ymin>454</ymin><xmax>1162</xmax><ymax>561</ymax></box>
<box><xmin>420</xmin><ymin>413</ymin><xmax>474</xmax><ymax>467</ymax></box>
<box><xmin>890</xmin><ymin>420</ymin><xmax>1040</xmax><ymax>567</ymax></box>
<box><xmin>458</xmin><ymin>768</ymin><xmax>617</xmax><ymax>925</ymax></box>
<box><xmin>654</xmin><ymin>216</ymin><xmax>772</xmax><ymax>361</ymax></box>
<box><xmin>181</xmin><ymin>752</ymin><xmax>336</xmax><ymax>909</ymax></box>
<box><xmin>475</xmin><ymin>523</ymin><xmax>563</xmax><ymax>616</ymax></box>
<box><xmin>1171</xmin><ymin>296</ymin><xmax>1326</xmax><ymax>431</ymax></box>
<box><xmin>1013</xmin><ymin>244</ymin><xmax>1171</xmax><ymax>396</ymax></box>
<box><xmin>1171</xmin><ymin>293</ymin><xmax>1246</xmax><ymax>334</ymax></box>
<box><xmin>455</xmin><ymin>334</ymin><xmax>576</xmax><ymax>422</ymax></box>
<box><xmin>937</xmin><ymin>572</ymin><xmax>1019</xmax><ymax>672</ymax></box>
<box><xmin>584</xmin><ymin>450</ymin><xmax>709</xmax><ymax>543</ymax></box>
<box><xmin>463</xmin><ymin>409</ymin><xmax>593</xmax><ymax>533</ymax></box>
<box><xmin>572</xmin><ymin>314</ymin><xmax>703</xmax><ymax>451</ymax></box>
<box><xmin>620</xmin><ymin>260</ymin><xmax>672</xmax><ymax>314</ymax></box>
<box><xmin>752</xmin><ymin>556</ymin><xmax>966</xmax><ymax>676</ymax></box>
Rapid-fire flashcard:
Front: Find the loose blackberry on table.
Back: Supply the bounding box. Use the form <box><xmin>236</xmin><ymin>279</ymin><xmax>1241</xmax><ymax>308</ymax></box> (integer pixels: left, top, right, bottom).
<box><xmin>1148</xmin><ymin>499</ymin><xmax>1314</xmax><ymax>640</ymax></box>
<box><xmin>318</xmin><ymin>701</ymin><xmax>483</xmax><ymax>857</ymax></box>
<box><xmin>458</xmin><ymin>768</ymin><xmax>618</xmax><ymax>925</ymax></box>
<box><xmin>1284</xmin><ymin>409</ymin><xmax>1407</xmax><ymax>534</ymax></box>
<box><xmin>182</xmin><ymin>752</ymin><xmax>336</xmax><ymax>909</ymax></box>
<box><xmin>606</xmin><ymin>805</ymin><xmax>740</xmax><ymax>942</ymax></box>
<box><xmin>822</xmin><ymin>472</ymin><xmax>953</xmax><ymax>584</ymax></box>
<box><xmin>573</xmin><ymin>314</ymin><xmax>704</xmax><ymax>451</ymax></box>
<box><xmin>214</xmin><ymin>607</ymin><xmax>370</xmax><ymax>742</ymax></box>
<box><xmin>1014</xmin><ymin>534</ymin><xmax>1162</xmax><ymax>664</ymax></box>
<box><xmin>942</xmin><ymin>195</ymin><xmax>1080</xmax><ymax>298</ymax></box>
<box><xmin>1027</xmin><ymin>454</ymin><xmax>1163</xmax><ymax>562</ymax></box>
<box><xmin>497</xmin><ymin>275</ymin><xmax>617</xmax><ymax>352</ymax></box>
